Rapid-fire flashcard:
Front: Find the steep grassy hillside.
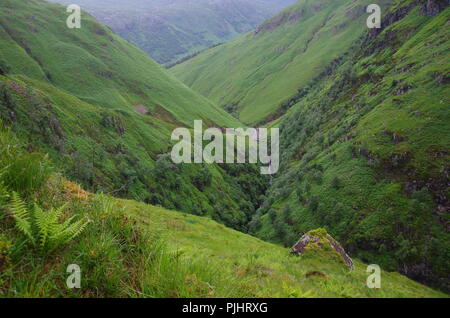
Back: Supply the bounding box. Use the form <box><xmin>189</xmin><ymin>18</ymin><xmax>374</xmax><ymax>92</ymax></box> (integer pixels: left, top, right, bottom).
<box><xmin>0</xmin><ymin>0</ymin><xmax>239</xmax><ymax>128</ymax></box>
<box><xmin>171</xmin><ymin>0</ymin><xmax>391</xmax><ymax>125</ymax></box>
<box><xmin>0</xmin><ymin>127</ymin><xmax>445</xmax><ymax>297</ymax></box>
<box><xmin>0</xmin><ymin>0</ymin><xmax>268</xmax><ymax>229</ymax></box>
<box><xmin>48</xmin><ymin>0</ymin><xmax>297</xmax><ymax>65</ymax></box>
<box><xmin>250</xmin><ymin>0</ymin><xmax>450</xmax><ymax>291</ymax></box>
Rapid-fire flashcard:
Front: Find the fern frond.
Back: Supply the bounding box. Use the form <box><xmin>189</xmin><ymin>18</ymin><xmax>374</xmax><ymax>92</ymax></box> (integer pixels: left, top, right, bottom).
<box><xmin>52</xmin><ymin>217</ymin><xmax>90</xmax><ymax>248</ymax></box>
<box><xmin>9</xmin><ymin>192</ymin><xmax>35</xmax><ymax>245</ymax></box>
<box><xmin>66</xmin><ymin>218</ymin><xmax>90</xmax><ymax>242</ymax></box>
<box><xmin>9</xmin><ymin>193</ymin><xmax>89</xmax><ymax>253</ymax></box>
<box><xmin>34</xmin><ymin>203</ymin><xmax>51</xmax><ymax>250</ymax></box>
<box><xmin>52</xmin><ymin>204</ymin><xmax>67</xmax><ymax>222</ymax></box>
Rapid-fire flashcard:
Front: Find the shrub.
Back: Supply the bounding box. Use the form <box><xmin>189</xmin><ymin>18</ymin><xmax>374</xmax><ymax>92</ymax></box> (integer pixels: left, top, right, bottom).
<box><xmin>282</xmin><ymin>206</ymin><xmax>292</xmax><ymax>222</ymax></box>
<box><xmin>308</xmin><ymin>196</ymin><xmax>319</xmax><ymax>212</ymax></box>
<box><xmin>192</xmin><ymin>166</ymin><xmax>212</xmax><ymax>191</ymax></box>
<box><xmin>309</xmin><ymin>169</ymin><xmax>323</xmax><ymax>185</ymax></box>
<box><xmin>0</xmin><ymin>83</ymin><xmax>16</xmax><ymax>123</ymax></box>
<box><xmin>296</xmin><ymin>186</ymin><xmax>304</xmax><ymax>202</ymax></box>
<box><xmin>0</xmin><ymin>60</ymin><xmax>9</xmax><ymax>75</ymax></box>
<box><xmin>248</xmin><ymin>214</ymin><xmax>262</xmax><ymax>233</ymax></box>
<box><xmin>0</xmin><ymin>127</ymin><xmax>52</xmax><ymax>195</ymax></box>
<box><xmin>331</xmin><ymin>176</ymin><xmax>341</xmax><ymax>190</ymax></box>
<box><xmin>273</xmin><ymin>218</ymin><xmax>286</xmax><ymax>239</ymax></box>
<box><xmin>0</xmin><ymin>83</ymin><xmax>13</xmax><ymax>106</ymax></box>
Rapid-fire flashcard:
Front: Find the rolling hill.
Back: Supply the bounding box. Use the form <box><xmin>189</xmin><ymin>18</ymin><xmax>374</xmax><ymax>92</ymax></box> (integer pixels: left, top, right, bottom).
<box><xmin>171</xmin><ymin>1</ymin><xmax>449</xmax><ymax>291</ymax></box>
<box><xmin>248</xmin><ymin>0</ymin><xmax>450</xmax><ymax>291</ymax></box>
<box><xmin>0</xmin><ymin>0</ymin><xmax>268</xmax><ymax>230</ymax></box>
<box><xmin>0</xmin><ymin>0</ymin><xmax>239</xmax><ymax>128</ymax></box>
<box><xmin>0</xmin><ymin>0</ymin><xmax>448</xmax><ymax>298</ymax></box>
<box><xmin>0</xmin><ymin>125</ymin><xmax>446</xmax><ymax>297</ymax></box>
<box><xmin>171</xmin><ymin>0</ymin><xmax>392</xmax><ymax>125</ymax></box>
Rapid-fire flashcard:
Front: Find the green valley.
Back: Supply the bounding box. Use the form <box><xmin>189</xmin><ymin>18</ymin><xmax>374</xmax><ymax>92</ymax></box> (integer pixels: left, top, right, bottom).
<box><xmin>0</xmin><ymin>0</ymin><xmax>267</xmax><ymax>231</ymax></box>
<box><xmin>171</xmin><ymin>0</ymin><xmax>449</xmax><ymax>292</ymax></box>
<box><xmin>0</xmin><ymin>0</ymin><xmax>448</xmax><ymax>299</ymax></box>
<box><xmin>0</xmin><ymin>125</ymin><xmax>445</xmax><ymax>297</ymax></box>
<box><xmin>48</xmin><ymin>0</ymin><xmax>297</xmax><ymax>65</ymax></box>
<box><xmin>171</xmin><ymin>0</ymin><xmax>391</xmax><ymax>125</ymax></box>
<box><xmin>247</xmin><ymin>0</ymin><xmax>450</xmax><ymax>292</ymax></box>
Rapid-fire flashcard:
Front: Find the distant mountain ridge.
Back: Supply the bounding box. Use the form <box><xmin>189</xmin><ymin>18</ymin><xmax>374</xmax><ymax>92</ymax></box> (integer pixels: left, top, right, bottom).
<box><xmin>48</xmin><ymin>0</ymin><xmax>297</xmax><ymax>64</ymax></box>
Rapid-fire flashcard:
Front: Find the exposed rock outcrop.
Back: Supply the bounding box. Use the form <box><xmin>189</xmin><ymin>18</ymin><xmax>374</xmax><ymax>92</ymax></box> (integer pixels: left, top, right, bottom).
<box><xmin>291</xmin><ymin>228</ymin><xmax>354</xmax><ymax>270</ymax></box>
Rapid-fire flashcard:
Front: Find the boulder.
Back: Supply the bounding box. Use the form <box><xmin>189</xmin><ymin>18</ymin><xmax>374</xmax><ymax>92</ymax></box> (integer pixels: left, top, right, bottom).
<box><xmin>291</xmin><ymin>228</ymin><xmax>354</xmax><ymax>270</ymax></box>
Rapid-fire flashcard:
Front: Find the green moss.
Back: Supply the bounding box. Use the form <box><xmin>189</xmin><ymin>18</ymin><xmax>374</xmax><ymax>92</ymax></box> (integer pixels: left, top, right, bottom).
<box><xmin>307</xmin><ymin>228</ymin><xmax>328</xmax><ymax>238</ymax></box>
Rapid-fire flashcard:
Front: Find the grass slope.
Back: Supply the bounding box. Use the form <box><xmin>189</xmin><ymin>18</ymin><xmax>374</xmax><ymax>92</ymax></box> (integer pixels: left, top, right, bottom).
<box><xmin>0</xmin><ymin>127</ymin><xmax>445</xmax><ymax>297</ymax></box>
<box><xmin>251</xmin><ymin>1</ymin><xmax>450</xmax><ymax>291</ymax></box>
<box><xmin>0</xmin><ymin>0</ymin><xmax>240</xmax><ymax>129</ymax></box>
<box><xmin>171</xmin><ymin>0</ymin><xmax>391</xmax><ymax>125</ymax></box>
<box><xmin>0</xmin><ymin>0</ymin><xmax>268</xmax><ymax>229</ymax></box>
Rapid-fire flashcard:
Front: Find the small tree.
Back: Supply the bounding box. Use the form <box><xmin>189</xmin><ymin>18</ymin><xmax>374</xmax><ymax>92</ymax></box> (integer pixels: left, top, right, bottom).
<box><xmin>192</xmin><ymin>166</ymin><xmax>212</xmax><ymax>191</ymax></box>
<box><xmin>308</xmin><ymin>196</ymin><xmax>319</xmax><ymax>212</ymax></box>
<box><xmin>267</xmin><ymin>208</ymin><xmax>277</xmax><ymax>222</ymax></box>
<box><xmin>296</xmin><ymin>186</ymin><xmax>304</xmax><ymax>202</ymax></box>
<box><xmin>331</xmin><ymin>176</ymin><xmax>341</xmax><ymax>190</ymax></box>
<box><xmin>282</xmin><ymin>206</ymin><xmax>292</xmax><ymax>222</ymax></box>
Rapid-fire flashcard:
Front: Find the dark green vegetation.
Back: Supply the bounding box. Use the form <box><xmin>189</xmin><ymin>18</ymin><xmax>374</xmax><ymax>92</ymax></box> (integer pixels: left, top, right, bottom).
<box><xmin>48</xmin><ymin>0</ymin><xmax>297</xmax><ymax>65</ymax></box>
<box><xmin>0</xmin><ymin>0</ymin><xmax>448</xmax><ymax>297</ymax></box>
<box><xmin>0</xmin><ymin>126</ymin><xmax>445</xmax><ymax>297</ymax></box>
<box><xmin>0</xmin><ymin>0</ymin><xmax>266</xmax><ymax>230</ymax></box>
<box><xmin>172</xmin><ymin>0</ymin><xmax>393</xmax><ymax>125</ymax></box>
<box><xmin>246</xmin><ymin>1</ymin><xmax>450</xmax><ymax>292</ymax></box>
